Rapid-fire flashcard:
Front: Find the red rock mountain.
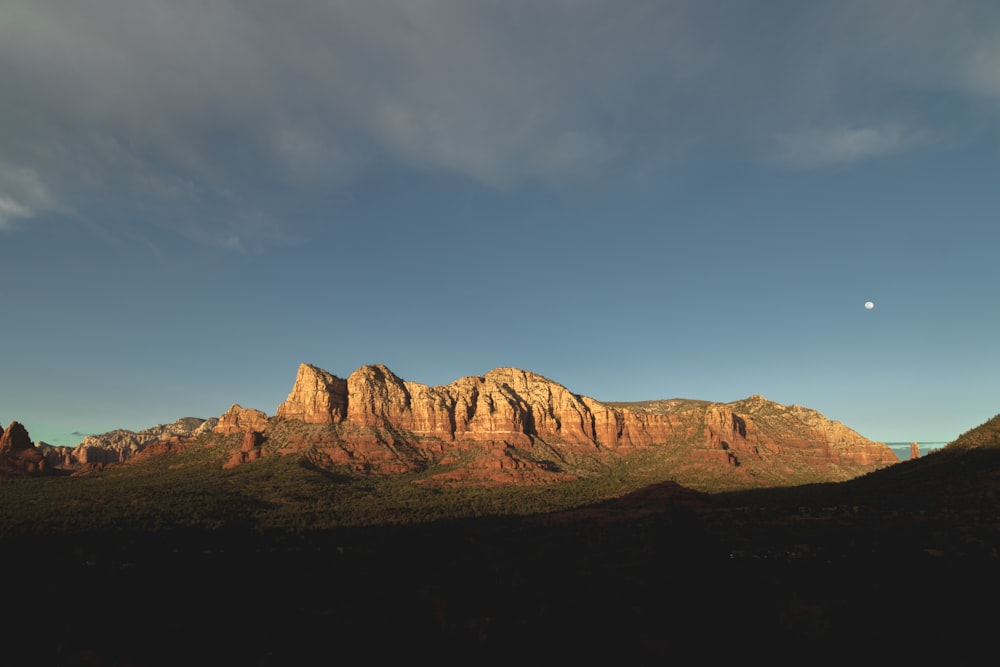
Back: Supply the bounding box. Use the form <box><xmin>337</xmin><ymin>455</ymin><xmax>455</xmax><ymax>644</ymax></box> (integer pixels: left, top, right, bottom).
<box><xmin>215</xmin><ymin>405</ymin><xmax>269</xmax><ymax>435</ymax></box>
<box><xmin>70</xmin><ymin>417</ymin><xmax>218</xmax><ymax>465</ymax></box>
<box><xmin>0</xmin><ymin>421</ymin><xmax>50</xmax><ymax>475</ymax></box>
<box><xmin>251</xmin><ymin>363</ymin><xmax>897</xmax><ymax>487</ymax></box>
<box><xmin>37</xmin><ymin>363</ymin><xmax>896</xmax><ymax>489</ymax></box>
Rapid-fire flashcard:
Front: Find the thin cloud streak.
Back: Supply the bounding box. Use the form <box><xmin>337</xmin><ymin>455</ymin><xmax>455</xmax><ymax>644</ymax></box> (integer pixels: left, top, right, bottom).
<box><xmin>2</xmin><ymin>1</ymin><xmax>1000</xmax><ymax>244</ymax></box>
<box><xmin>773</xmin><ymin>124</ymin><xmax>926</xmax><ymax>167</ymax></box>
<box><xmin>0</xmin><ymin>163</ymin><xmax>57</xmax><ymax>230</ymax></box>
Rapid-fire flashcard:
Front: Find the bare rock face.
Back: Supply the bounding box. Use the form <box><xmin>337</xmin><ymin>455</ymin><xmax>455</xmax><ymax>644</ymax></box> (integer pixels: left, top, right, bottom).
<box><xmin>479</xmin><ymin>368</ymin><xmax>594</xmax><ymax>442</ymax></box>
<box><xmin>131</xmin><ymin>436</ymin><xmax>189</xmax><ymax>460</ymax></box>
<box><xmin>69</xmin><ymin>417</ymin><xmax>218</xmax><ymax>465</ymax></box>
<box><xmin>0</xmin><ymin>421</ymin><xmax>33</xmax><ymax>454</ymax></box>
<box><xmin>36</xmin><ymin>442</ymin><xmax>74</xmax><ymax>468</ymax></box>
<box><xmin>241</xmin><ymin>429</ymin><xmax>264</xmax><ymax>455</ymax></box>
<box><xmin>2</xmin><ymin>362</ymin><xmax>896</xmax><ymax>488</ymax></box>
<box><xmin>276</xmin><ymin>364</ymin><xmax>348</xmax><ymax>423</ymax></box>
<box><xmin>723</xmin><ymin>395</ymin><xmax>898</xmax><ymax>468</ymax></box>
<box><xmin>223</xmin><ymin>430</ymin><xmax>265</xmax><ymax>469</ymax></box>
<box><xmin>214</xmin><ymin>405</ymin><xmax>270</xmax><ymax>435</ymax></box>
<box><xmin>0</xmin><ymin>421</ymin><xmax>49</xmax><ymax>475</ymax></box>
<box><xmin>346</xmin><ymin>364</ymin><xmax>433</xmax><ymax>429</ymax></box>
<box><xmin>340</xmin><ymin>365</ymin><xmax>663</xmax><ymax>450</ymax></box>
<box><xmin>910</xmin><ymin>442</ymin><xmax>921</xmax><ymax>460</ymax></box>
<box><xmin>271</xmin><ymin>363</ymin><xmax>896</xmax><ymax>486</ymax></box>
<box><xmin>74</xmin><ymin>429</ymin><xmax>146</xmax><ymax>464</ymax></box>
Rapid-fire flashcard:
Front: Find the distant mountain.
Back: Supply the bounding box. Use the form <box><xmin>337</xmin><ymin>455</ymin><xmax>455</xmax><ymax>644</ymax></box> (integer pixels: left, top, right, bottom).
<box><xmin>0</xmin><ymin>421</ymin><xmax>48</xmax><ymax>475</ymax></box>
<box><xmin>4</xmin><ymin>368</ymin><xmax>999</xmax><ymax>666</ymax></box>
<box><xmin>67</xmin><ymin>417</ymin><xmax>218</xmax><ymax>465</ymax></box>
<box><xmin>25</xmin><ymin>362</ymin><xmax>896</xmax><ymax>491</ymax></box>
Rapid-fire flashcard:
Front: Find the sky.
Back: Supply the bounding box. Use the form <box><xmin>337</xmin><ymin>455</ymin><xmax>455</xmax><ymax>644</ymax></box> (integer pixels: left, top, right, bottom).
<box><xmin>2</xmin><ymin>0</ymin><xmax>999</xmax><ymax>447</ymax></box>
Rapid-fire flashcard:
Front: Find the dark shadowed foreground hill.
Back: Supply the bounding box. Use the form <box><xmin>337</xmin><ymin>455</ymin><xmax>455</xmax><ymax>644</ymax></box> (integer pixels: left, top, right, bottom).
<box><xmin>2</xmin><ymin>414</ymin><xmax>1000</xmax><ymax>664</ymax></box>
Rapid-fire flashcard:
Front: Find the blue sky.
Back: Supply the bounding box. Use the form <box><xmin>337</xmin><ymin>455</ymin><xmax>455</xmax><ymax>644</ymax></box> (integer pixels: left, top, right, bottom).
<box><xmin>2</xmin><ymin>1</ymin><xmax>998</xmax><ymax>446</ymax></box>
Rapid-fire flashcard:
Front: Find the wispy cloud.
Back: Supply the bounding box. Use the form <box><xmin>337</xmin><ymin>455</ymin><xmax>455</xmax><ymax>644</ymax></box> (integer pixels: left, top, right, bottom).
<box><xmin>0</xmin><ymin>196</ymin><xmax>33</xmax><ymax>230</ymax></box>
<box><xmin>962</xmin><ymin>40</ymin><xmax>1000</xmax><ymax>98</ymax></box>
<box><xmin>2</xmin><ymin>1</ymin><xmax>1000</xmax><ymax>242</ymax></box>
<box><xmin>0</xmin><ymin>163</ymin><xmax>56</xmax><ymax>230</ymax></box>
<box><xmin>773</xmin><ymin>124</ymin><xmax>925</xmax><ymax>168</ymax></box>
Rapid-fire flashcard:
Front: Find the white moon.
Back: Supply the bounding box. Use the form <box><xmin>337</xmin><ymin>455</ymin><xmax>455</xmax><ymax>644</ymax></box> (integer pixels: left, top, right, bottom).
<box><xmin>864</xmin><ymin>301</ymin><xmax>874</xmax><ymax>310</ymax></box>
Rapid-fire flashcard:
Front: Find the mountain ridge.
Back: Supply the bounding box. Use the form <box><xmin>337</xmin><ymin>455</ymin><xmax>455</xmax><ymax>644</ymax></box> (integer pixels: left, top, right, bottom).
<box><xmin>3</xmin><ymin>367</ymin><xmax>998</xmax><ymax>665</ymax></box>
<box><xmin>5</xmin><ymin>362</ymin><xmax>896</xmax><ymax>491</ymax></box>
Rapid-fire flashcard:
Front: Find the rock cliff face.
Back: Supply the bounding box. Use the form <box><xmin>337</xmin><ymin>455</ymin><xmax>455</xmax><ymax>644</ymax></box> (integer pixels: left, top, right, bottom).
<box><xmin>0</xmin><ymin>421</ymin><xmax>32</xmax><ymax>454</ymax></box>
<box><xmin>223</xmin><ymin>429</ymin><xmax>266</xmax><ymax>469</ymax></box>
<box><xmin>38</xmin><ymin>362</ymin><xmax>897</xmax><ymax>487</ymax></box>
<box><xmin>0</xmin><ymin>421</ymin><xmax>50</xmax><ymax>475</ymax></box>
<box><xmin>214</xmin><ymin>405</ymin><xmax>269</xmax><ymax>435</ymax></box>
<box><xmin>70</xmin><ymin>417</ymin><xmax>217</xmax><ymax>465</ymax></box>
<box><xmin>711</xmin><ymin>395</ymin><xmax>896</xmax><ymax>467</ymax></box>
<box><xmin>275</xmin><ymin>364</ymin><xmax>348</xmax><ymax>423</ymax></box>
<box><xmin>268</xmin><ymin>363</ymin><xmax>896</xmax><ymax>485</ymax></box>
<box><xmin>278</xmin><ymin>364</ymin><xmax>695</xmax><ymax>451</ymax></box>
<box><xmin>37</xmin><ymin>442</ymin><xmax>74</xmax><ymax>468</ymax></box>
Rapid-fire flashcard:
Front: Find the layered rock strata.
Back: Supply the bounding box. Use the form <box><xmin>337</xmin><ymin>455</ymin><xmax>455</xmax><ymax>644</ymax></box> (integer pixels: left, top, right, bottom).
<box><xmin>269</xmin><ymin>363</ymin><xmax>897</xmax><ymax>481</ymax></box>
<box><xmin>214</xmin><ymin>405</ymin><xmax>269</xmax><ymax>435</ymax></box>
<box><xmin>46</xmin><ymin>362</ymin><xmax>897</xmax><ymax>487</ymax></box>
<box><xmin>275</xmin><ymin>364</ymin><xmax>348</xmax><ymax>423</ymax></box>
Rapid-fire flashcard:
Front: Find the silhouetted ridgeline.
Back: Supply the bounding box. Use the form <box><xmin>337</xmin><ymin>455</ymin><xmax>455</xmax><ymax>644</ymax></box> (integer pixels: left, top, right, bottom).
<box><xmin>2</xmin><ymin>362</ymin><xmax>897</xmax><ymax>493</ymax></box>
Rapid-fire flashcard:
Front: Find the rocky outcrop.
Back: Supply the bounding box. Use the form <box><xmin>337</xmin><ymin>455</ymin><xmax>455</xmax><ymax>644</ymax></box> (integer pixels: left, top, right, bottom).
<box><xmin>910</xmin><ymin>442</ymin><xmax>920</xmax><ymax>460</ymax></box>
<box><xmin>37</xmin><ymin>442</ymin><xmax>74</xmax><ymax>468</ymax></box>
<box><xmin>27</xmin><ymin>362</ymin><xmax>894</xmax><ymax>487</ymax></box>
<box><xmin>0</xmin><ymin>421</ymin><xmax>33</xmax><ymax>454</ymax></box>
<box><xmin>276</xmin><ymin>364</ymin><xmax>348</xmax><ymax>423</ymax></box>
<box><xmin>69</xmin><ymin>418</ymin><xmax>217</xmax><ymax>465</ymax></box>
<box><xmin>337</xmin><ymin>365</ymin><xmax>695</xmax><ymax>452</ymax></box>
<box><xmin>0</xmin><ymin>421</ymin><xmax>49</xmax><ymax>475</ymax></box>
<box><xmin>223</xmin><ymin>430</ymin><xmax>266</xmax><ymax>469</ymax></box>
<box><xmin>73</xmin><ymin>429</ymin><xmax>144</xmax><ymax>464</ymax></box>
<box><xmin>345</xmin><ymin>364</ymin><xmax>457</xmax><ymax>434</ymax></box>
<box><xmin>270</xmin><ymin>363</ymin><xmax>896</xmax><ymax>484</ymax></box>
<box><xmin>722</xmin><ymin>395</ymin><xmax>897</xmax><ymax>468</ymax></box>
<box><xmin>131</xmin><ymin>436</ymin><xmax>189</xmax><ymax>459</ymax></box>
<box><xmin>214</xmin><ymin>405</ymin><xmax>269</xmax><ymax>435</ymax></box>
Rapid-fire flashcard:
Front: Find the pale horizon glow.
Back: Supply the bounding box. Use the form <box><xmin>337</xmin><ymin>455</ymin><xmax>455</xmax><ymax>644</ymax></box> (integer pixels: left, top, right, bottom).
<box><xmin>3</xmin><ymin>1</ymin><xmax>1000</xmax><ymax>448</ymax></box>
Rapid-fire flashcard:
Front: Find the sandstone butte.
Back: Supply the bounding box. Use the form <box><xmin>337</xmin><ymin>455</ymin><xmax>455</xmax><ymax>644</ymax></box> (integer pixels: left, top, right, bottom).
<box><xmin>3</xmin><ymin>363</ymin><xmax>899</xmax><ymax>487</ymax></box>
<box><xmin>0</xmin><ymin>421</ymin><xmax>49</xmax><ymax>475</ymax></box>
<box><xmin>217</xmin><ymin>362</ymin><xmax>898</xmax><ymax>486</ymax></box>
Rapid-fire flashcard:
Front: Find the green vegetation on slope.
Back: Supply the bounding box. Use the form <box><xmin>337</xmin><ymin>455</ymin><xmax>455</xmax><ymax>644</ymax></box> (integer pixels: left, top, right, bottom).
<box><xmin>948</xmin><ymin>413</ymin><xmax>1000</xmax><ymax>450</ymax></box>
<box><xmin>0</xmin><ymin>435</ymin><xmax>681</xmax><ymax>537</ymax></box>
